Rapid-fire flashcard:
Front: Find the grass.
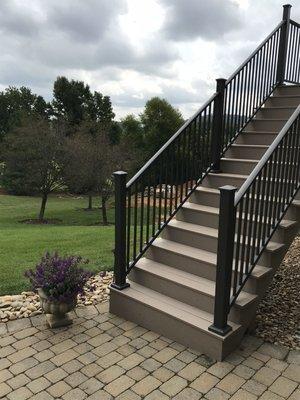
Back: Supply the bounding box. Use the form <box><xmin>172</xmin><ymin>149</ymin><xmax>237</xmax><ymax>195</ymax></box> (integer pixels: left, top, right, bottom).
<box><xmin>0</xmin><ymin>194</ymin><xmax>115</xmax><ymax>295</ymax></box>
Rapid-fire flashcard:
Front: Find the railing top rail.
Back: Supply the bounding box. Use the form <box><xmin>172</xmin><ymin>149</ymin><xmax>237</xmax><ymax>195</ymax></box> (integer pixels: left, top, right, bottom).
<box><xmin>290</xmin><ymin>19</ymin><xmax>300</xmax><ymax>28</ymax></box>
<box><xmin>126</xmin><ymin>92</ymin><xmax>218</xmax><ymax>189</ymax></box>
<box><xmin>225</xmin><ymin>21</ymin><xmax>284</xmax><ymax>86</ymax></box>
<box><xmin>235</xmin><ymin>103</ymin><xmax>300</xmax><ymax>205</ymax></box>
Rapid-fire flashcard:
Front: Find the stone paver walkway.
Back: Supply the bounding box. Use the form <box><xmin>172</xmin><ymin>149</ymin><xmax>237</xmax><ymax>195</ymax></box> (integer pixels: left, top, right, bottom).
<box><xmin>0</xmin><ymin>302</ymin><xmax>299</xmax><ymax>399</ymax></box>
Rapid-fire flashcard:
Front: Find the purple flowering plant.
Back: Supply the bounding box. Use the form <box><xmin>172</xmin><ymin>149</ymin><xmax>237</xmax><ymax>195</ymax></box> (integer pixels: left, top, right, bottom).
<box><xmin>25</xmin><ymin>252</ymin><xmax>93</xmax><ymax>302</ymax></box>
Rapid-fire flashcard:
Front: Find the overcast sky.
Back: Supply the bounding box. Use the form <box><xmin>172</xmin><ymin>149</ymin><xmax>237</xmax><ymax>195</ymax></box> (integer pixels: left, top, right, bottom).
<box><xmin>0</xmin><ymin>0</ymin><xmax>299</xmax><ymax>119</ymax></box>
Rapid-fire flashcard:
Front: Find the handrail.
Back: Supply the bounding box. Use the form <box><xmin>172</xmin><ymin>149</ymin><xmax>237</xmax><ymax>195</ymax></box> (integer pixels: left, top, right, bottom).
<box><xmin>290</xmin><ymin>19</ymin><xmax>300</xmax><ymax>28</ymax></box>
<box><xmin>226</xmin><ymin>21</ymin><xmax>285</xmax><ymax>85</ymax></box>
<box><xmin>126</xmin><ymin>93</ymin><xmax>218</xmax><ymax>188</ymax></box>
<box><xmin>235</xmin><ymin>104</ymin><xmax>300</xmax><ymax>205</ymax></box>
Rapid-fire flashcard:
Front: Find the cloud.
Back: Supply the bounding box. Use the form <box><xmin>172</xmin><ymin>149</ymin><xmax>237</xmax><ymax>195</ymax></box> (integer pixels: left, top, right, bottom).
<box><xmin>161</xmin><ymin>0</ymin><xmax>242</xmax><ymax>41</ymax></box>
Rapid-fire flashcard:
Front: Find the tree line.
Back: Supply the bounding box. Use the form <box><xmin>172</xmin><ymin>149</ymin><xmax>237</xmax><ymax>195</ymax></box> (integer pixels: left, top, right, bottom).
<box><xmin>0</xmin><ymin>77</ymin><xmax>184</xmax><ymax>223</ymax></box>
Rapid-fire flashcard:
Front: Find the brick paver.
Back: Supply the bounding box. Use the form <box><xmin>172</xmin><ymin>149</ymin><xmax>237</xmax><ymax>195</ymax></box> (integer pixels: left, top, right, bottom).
<box><xmin>0</xmin><ymin>301</ymin><xmax>299</xmax><ymax>399</ymax></box>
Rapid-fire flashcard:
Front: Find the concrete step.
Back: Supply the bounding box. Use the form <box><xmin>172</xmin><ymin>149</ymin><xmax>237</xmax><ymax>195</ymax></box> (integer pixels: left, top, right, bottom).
<box><xmin>130</xmin><ymin>258</ymin><xmax>258</xmax><ymax>325</ymax></box>
<box><xmin>110</xmin><ymin>281</ymin><xmax>244</xmax><ymax>360</ymax></box>
<box><xmin>225</xmin><ymin>144</ymin><xmax>268</xmax><ymax>159</ymax></box>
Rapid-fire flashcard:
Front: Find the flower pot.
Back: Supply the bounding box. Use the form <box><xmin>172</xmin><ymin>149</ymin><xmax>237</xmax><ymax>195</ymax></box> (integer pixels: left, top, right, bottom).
<box><xmin>38</xmin><ymin>288</ymin><xmax>77</xmax><ymax>328</ymax></box>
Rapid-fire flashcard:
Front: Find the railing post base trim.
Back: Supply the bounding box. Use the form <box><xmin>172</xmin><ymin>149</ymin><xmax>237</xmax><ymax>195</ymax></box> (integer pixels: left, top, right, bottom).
<box><xmin>110</xmin><ymin>282</ymin><xmax>130</xmax><ymax>291</ymax></box>
<box><xmin>208</xmin><ymin>324</ymin><xmax>232</xmax><ymax>336</ymax></box>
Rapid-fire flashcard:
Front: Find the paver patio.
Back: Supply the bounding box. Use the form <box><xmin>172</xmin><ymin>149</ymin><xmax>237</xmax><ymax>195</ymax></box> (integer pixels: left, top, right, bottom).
<box><xmin>0</xmin><ymin>302</ymin><xmax>299</xmax><ymax>399</ymax></box>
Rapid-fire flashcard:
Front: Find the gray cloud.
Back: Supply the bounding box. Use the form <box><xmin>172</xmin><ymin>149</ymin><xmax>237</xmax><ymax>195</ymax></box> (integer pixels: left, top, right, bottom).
<box><xmin>161</xmin><ymin>0</ymin><xmax>242</xmax><ymax>41</ymax></box>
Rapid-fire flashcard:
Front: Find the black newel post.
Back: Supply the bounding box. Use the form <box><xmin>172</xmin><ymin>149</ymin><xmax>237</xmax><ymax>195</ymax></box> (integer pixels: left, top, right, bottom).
<box><xmin>276</xmin><ymin>4</ymin><xmax>292</xmax><ymax>84</ymax></box>
<box><xmin>209</xmin><ymin>185</ymin><xmax>237</xmax><ymax>336</ymax></box>
<box><xmin>211</xmin><ymin>78</ymin><xmax>226</xmax><ymax>172</ymax></box>
<box><xmin>111</xmin><ymin>171</ymin><xmax>130</xmax><ymax>290</ymax></box>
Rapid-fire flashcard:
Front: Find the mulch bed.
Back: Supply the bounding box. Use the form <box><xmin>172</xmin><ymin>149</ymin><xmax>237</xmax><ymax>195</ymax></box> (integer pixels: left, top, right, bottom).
<box><xmin>255</xmin><ymin>236</ymin><xmax>300</xmax><ymax>350</ymax></box>
<box><xmin>19</xmin><ymin>218</ymin><xmax>62</xmax><ymax>224</ymax></box>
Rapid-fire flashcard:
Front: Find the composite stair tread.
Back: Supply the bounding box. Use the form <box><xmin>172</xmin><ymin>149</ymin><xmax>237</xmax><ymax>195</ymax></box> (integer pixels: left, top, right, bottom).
<box><xmin>252</xmin><ymin>118</ymin><xmax>287</xmax><ymax>121</ymax></box>
<box><xmin>221</xmin><ymin>157</ymin><xmax>259</xmax><ymax>163</ymax></box>
<box><xmin>116</xmin><ymin>281</ymin><xmax>241</xmax><ymax>336</ymax></box>
<box><xmin>167</xmin><ymin>219</ymin><xmax>285</xmax><ymax>252</ymax></box>
<box><xmin>242</xmin><ymin>130</ymin><xmax>278</xmax><ymax>135</ymax></box>
<box><xmin>135</xmin><ymin>257</ymin><xmax>258</xmax><ymax>308</ymax></box>
<box><xmin>208</xmin><ymin>172</ymin><xmax>249</xmax><ymax>179</ymax></box>
<box><xmin>261</xmin><ymin>106</ymin><xmax>297</xmax><ymax>109</ymax></box>
<box><xmin>181</xmin><ymin>202</ymin><xmax>297</xmax><ymax>229</ymax></box>
<box><xmin>230</xmin><ymin>144</ymin><xmax>269</xmax><ymax>148</ymax></box>
<box><xmin>271</xmin><ymin>94</ymin><xmax>300</xmax><ymax>98</ymax></box>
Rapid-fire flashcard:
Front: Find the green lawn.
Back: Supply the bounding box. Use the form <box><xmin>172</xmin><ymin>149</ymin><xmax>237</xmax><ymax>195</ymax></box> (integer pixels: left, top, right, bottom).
<box><xmin>0</xmin><ymin>194</ymin><xmax>115</xmax><ymax>295</ymax></box>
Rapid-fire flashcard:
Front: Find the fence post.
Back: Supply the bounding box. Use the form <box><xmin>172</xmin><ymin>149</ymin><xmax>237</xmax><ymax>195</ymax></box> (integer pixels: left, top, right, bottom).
<box><xmin>111</xmin><ymin>171</ymin><xmax>130</xmax><ymax>290</ymax></box>
<box><xmin>211</xmin><ymin>78</ymin><xmax>226</xmax><ymax>172</ymax></box>
<box><xmin>209</xmin><ymin>185</ymin><xmax>236</xmax><ymax>336</ymax></box>
<box><xmin>276</xmin><ymin>4</ymin><xmax>292</xmax><ymax>84</ymax></box>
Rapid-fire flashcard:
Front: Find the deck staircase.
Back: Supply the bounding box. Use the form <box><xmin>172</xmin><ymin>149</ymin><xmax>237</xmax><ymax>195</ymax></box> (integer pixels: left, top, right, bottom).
<box><xmin>110</xmin><ymin>6</ymin><xmax>300</xmax><ymax>360</ymax></box>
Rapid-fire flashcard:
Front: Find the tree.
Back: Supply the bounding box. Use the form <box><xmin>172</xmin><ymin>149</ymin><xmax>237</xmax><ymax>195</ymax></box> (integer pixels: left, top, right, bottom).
<box><xmin>140</xmin><ymin>97</ymin><xmax>184</xmax><ymax>158</ymax></box>
<box><xmin>62</xmin><ymin>122</ymin><xmax>114</xmax><ymax>224</ymax></box>
<box><xmin>121</xmin><ymin>114</ymin><xmax>144</xmax><ymax>149</ymax></box>
<box><xmin>0</xmin><ymin>86</ymin><xmax>50</xmax><ymax>141</ymax></box>
<box><xmin>52</xmin><ymin>76</ymin><xmax>114</xmax><ymax>129</ymax></box>
<box><xmin>2</xmin><ymin>117</ymin><xmax>65</xmax><ymax>220</ymax></box>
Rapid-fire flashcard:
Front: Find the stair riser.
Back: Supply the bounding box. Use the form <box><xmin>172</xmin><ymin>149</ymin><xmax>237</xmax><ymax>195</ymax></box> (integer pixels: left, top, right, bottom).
<box><xmin>150</xmin><ymin>237</ymin><xmax>283</xmax><ymax>272</ymax></box>
<box><xmin>146</xmin><ymin>246</ymin><xmax>215</xmax><ymax>278</ymax></box>
<box><xmin>256</xmin><ymin>108</ymin><xmax>296</xmax><ymax>119</ymax></box>
<box><xmin>129</xmin><ymin>267</ymin><xmax>256</xmax><ymax>325</ymax></box>
<box><xmin>247</xmin><ymin>119</ymin><xmax>286</xmax><ymax>132</ymax></box>
<box><xmin>266</xmin><ymin>96</ymin><xmax>300</xmax><ymax>107</ymax></box>
<box><xmin>191</xmin><ymin>190</ymin><xmax>300</xmax><ymax>217</ymax></box>
<box><xmin>235</xmin><ymin>133</ymin><xmax>276</xmax><ymax>145</ymax></box>
<box><xmin>201</xmin><ymin>174</ymin><xmax>246</xmax><ymax>189</ymax></box>
<box><xmin>221</xmin><ymin>159</ymin><xmax>257</xmax><ymax>174</ymax></box>
<box><xmin>225</xmin><ymin>146</ymin><xmax>267</xmax><ymax>159</ymax></box>
<box><xmin>274</xmin><ymin>86</ymin><xmax>300</xmax><ymax>96</ymax></box>
<box><xmin>110</xmin><ymin>288</ymin><xmax>244</xmax><ymax>360</ymax></box>
<box><xmin>176</xmin><ymin>208</ymin><xmax>295</xmax><ymax>243</ymax></box>
<box><xmin>162</xmin><ymin>225</ymin><xmax>286</xmax><ymax>262</ymax></box>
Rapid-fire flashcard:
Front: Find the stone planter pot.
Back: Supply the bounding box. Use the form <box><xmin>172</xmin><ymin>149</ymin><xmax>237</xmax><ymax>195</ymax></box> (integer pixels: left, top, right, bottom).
<box><xmin>38</xmin><ymin>288</ymin><xmax>77</xmax><ymax>328</ymax></box>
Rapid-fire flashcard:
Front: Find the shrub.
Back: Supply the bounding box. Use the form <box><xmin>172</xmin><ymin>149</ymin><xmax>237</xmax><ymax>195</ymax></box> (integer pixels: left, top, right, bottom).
<box><xmin>25</xmin><ymin>252</ymin><xmax>93</xmax><ymax>302</ymax></box>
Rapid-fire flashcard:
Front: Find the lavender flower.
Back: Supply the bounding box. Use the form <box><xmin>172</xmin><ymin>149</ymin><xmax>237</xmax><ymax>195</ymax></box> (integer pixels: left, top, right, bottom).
<box><xmin>25</xmin><ymin>252</ymin><xmax>93</xmax><ymax>302</ymax></box>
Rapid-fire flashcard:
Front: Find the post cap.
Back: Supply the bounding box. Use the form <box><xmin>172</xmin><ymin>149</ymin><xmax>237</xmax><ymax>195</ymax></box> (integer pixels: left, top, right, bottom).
<box><xmin>219</xmin><ymin>185</ymin><xmax>237</xmax><ymax>192</ymax></box>
<box><xmin>113</xmin><ymin>171</ymin><xmax>127</xmax><ymax>176</ymax></box>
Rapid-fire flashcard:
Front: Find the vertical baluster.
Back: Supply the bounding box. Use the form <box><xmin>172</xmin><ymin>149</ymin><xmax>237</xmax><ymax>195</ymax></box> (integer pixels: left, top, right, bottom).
<box><xmin>126</xmin><ymin>187</ymin><xmax>131</xmax><ymax>268</ymax></box>
<box><xmin>146</xmin><ymin>173</ymin><xmax>151</xmax><ymax>243</ymax></box>
<box><xmin>152</xmin><ymin>164</ymin><xmax>157</xmax><ymax>237</ymax></box>
<box><xmin>233</xmin><ymin>199</ymin><xmax>243</xmax><ymax>296</ymax></box>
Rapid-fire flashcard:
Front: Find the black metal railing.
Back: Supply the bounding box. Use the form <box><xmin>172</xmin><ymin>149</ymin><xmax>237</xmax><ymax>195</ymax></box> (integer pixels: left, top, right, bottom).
<box><xmin>112</xmin><ymin>95</ymin><xmax>216</xmax><ymax>289</ymax></box>
<box><xmin>112</xmin><ymin>3</ymin><xmax>300</xmax><ymax>302</ymax></box>
<box><xmin>209</xmin><ymin>105</ymin><xmax>300</xmax><ymax>335</ymax></box>
<box><xmin>222</xmin><ymin>23</ymin><xmax>283</xmax><ymax>152</ymax></box>
<box><xmin>285</xmin><ymin>20</ymin><xmax>300</xmax><ymax>83</ymax></box>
